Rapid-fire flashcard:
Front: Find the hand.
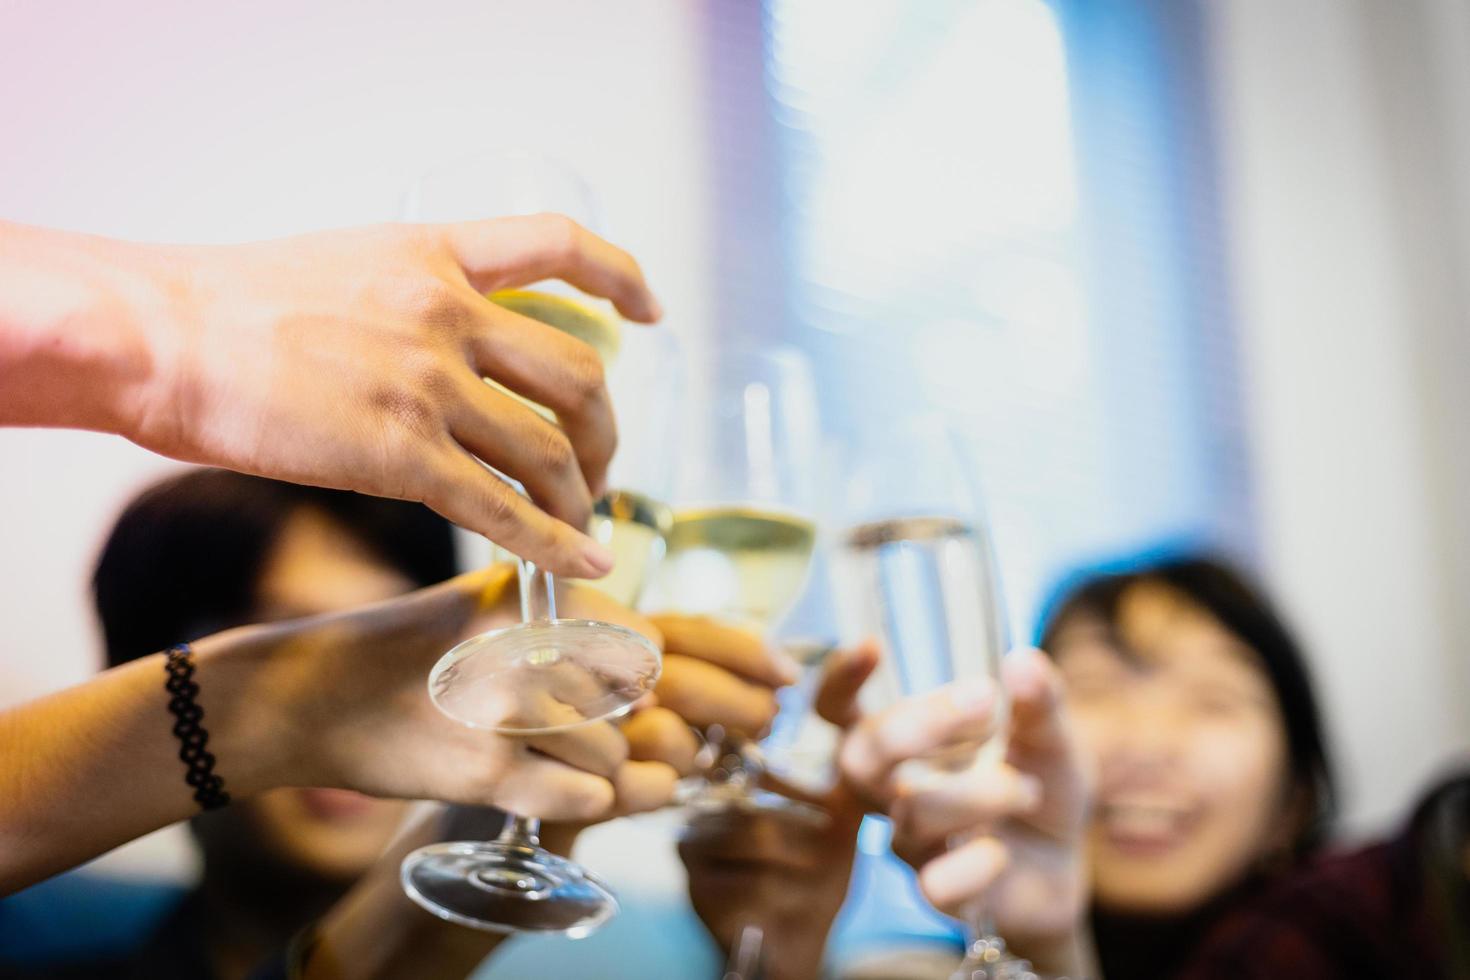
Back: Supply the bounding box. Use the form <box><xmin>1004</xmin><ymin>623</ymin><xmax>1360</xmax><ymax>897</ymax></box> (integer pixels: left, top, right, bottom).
<box><xmin>821</xmin><ymin>646</ymin><xmax>1095</xmax><ymax>976</ymax></box>
<box><xmin>646</xmin><ymin>613</ymin><xmax>799</xmax><ymax>738</ymax></box>
<box><xmin>220</xmin><ymin>564</ymin><xmax>678</xmax><ymax>824</ymax></box>
<box><xmin>129</xmin><ymin>216</ymin><xmax>661</xmax><ymax>577</ymax></box>
<box><xmin>539</xmin><ymin>612</ymin><xmax>802</xmax><ymax>847</ymax></box>
<box><xmin>678</xmin><ymin>775</ymin><xmax>864</xmax><ymax>980</ymax></box>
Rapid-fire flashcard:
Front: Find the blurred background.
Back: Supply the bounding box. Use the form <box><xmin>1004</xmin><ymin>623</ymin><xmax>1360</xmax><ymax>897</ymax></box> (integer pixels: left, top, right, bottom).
<box><xmin>2</xmin><ymin>0</ymin><xmax>1467</xmax><ymax>923</ymax></box>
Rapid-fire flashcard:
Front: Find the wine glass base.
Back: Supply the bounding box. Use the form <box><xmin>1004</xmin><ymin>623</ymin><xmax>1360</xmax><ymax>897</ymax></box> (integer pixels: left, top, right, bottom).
<box><xmin>401</xmin><ymin>840</ymin><xmax>618</xmax><ymax>937</ymax></box>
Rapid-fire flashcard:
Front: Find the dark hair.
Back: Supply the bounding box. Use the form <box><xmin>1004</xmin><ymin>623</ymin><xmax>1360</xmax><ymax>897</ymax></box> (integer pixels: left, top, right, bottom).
<box><xmin>93</xmin><ymin>469</ymin><xmax>458</xmax><ymax>669</ymax></box>
<box><xmin>1037</xmin><ymin>553</ymin><xmax>1336</xmax><ymax>855</ymax></box>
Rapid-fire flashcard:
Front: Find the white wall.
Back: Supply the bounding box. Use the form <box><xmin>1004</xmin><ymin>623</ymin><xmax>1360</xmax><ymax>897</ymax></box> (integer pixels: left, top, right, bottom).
<box><xmin>0</xmin><ymin>0</ymin><xmax>713</xmax><ymax>874</ymax></box>
<box><xmin>1208</xmin><ymin>0</ymin><xmax>1470</xmax><ymax>833</ymax></box>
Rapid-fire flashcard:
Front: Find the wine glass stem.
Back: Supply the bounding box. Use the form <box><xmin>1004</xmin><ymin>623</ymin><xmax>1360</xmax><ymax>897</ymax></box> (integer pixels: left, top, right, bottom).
<box><xmin>517</xmin><ymin>556</ymin><xmax>557</xmax><ymax>624</ymax></box>
<box><xmin>499</xmin><ymin>814</ymin><xmax>542</xmax><ymax>848</ymax></box>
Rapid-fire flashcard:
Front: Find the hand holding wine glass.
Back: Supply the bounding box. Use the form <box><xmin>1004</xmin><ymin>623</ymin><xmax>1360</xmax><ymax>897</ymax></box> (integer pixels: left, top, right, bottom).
<box><xmin>0</xmin><ymin>217</ymin><xmax>660</xmax><ymax>579</ymax></box>
<box><xmin>818</xmin><ymin>645</ymin><xmax>1096</xmax><ymax>979</ymax></box>
<box><xmin>396</xmin><ymin>153</ymin><xmax>679</xmax><ymax>937</ymax></box>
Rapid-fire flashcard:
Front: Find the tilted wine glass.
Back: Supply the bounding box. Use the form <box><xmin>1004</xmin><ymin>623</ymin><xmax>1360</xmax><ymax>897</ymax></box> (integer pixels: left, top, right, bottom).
<box><xmin>397</xmin><ymin>151</ymin><xmax>662</xmax><ymax>935</ymax></box>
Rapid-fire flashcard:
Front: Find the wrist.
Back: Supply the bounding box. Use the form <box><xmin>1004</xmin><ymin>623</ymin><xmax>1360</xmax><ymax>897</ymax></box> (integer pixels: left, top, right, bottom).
<box><xmin>0</xmin><ymin>223</ymin><xmax>182</xmax><ymax>437</ymax></box>
<box><xmin>190</xmin><ymin>625</ymin><xmax>313</xmax><ymax>797</ymax></box>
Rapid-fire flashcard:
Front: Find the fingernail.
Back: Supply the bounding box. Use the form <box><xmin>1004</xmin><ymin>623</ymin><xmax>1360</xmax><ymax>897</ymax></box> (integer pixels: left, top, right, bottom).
<box><xmin>648</xmin><ymin>295</ymin><xmax>665</xmax><ymax>321</ymax></box>
<box><xmin>949</xmin><ymin>677</ymin><xmax>994</xmax><ymax>715</ymax></box>
<box><xmin>774</xmin><ymin>649</ymin><xmax>802</xmax><ymax>685</ymax></box>
<box><xmin>581</xmin><ymin>539</ymin><xmax>616</xmax><ymax>576</ymax></box>
<box><xmin>1015</xmin><ymin>774</ymin><xmax>1042</xmax><ymax>810</ymax></box>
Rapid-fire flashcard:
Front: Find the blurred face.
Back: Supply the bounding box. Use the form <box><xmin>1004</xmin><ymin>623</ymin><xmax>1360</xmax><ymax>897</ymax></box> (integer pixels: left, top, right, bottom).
<box><xmin>208</xmin><ymin>507</ymin><xmax>416</xmax><ymax>882</ymax></box>
<box><xmin>1049</xmin><ymin>581</ymin><xmax>1292</xmax><ymax>916</ymax></box>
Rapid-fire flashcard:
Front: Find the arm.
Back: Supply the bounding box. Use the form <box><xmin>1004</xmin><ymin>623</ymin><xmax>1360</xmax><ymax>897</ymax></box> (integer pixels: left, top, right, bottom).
<box><xmin>0</xmin><ymin>216</ymin><xmax>663</xmax><ymax>576</ymax></box>
<box><xmin>0</xmin><ymin>566</ymin><xmax>655</xmax><ymax>894</ymax></box>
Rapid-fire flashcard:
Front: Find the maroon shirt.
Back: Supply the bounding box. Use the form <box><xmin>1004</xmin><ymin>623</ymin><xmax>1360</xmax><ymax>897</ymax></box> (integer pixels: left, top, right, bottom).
<box><xmin>1179</xmin><ymin>773</ymin><xmax>1470</xmax><ymax>980</ymax></box>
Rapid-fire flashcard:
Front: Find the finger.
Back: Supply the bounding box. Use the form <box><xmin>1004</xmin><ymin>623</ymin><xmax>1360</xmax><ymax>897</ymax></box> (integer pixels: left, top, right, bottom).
<box><xmin>650</xmin><ymin>614</ymin><xmax>799</xmax><ymax>687</ymax></box>
<box><xmin>464</xmin><ymin>307</ymin><xmax>617</xmax><ymax>500</ymax></box>
<box><xmin>424</xmin><ymin>449</ymin><xmax>614</xmax><ymax>579</ymax></box>
<box><xmin>449</xmin><ymin>372</ymin><xmax>593</xmax><ymax>529</ymax></box>
<box><xmin>494</xmin><ymin>753</ymin><xmax>616</xmax><ymax>822</ymax></box>
<box><xmin>560</xmin><ymin>585</ymin><xmax>665</xmax><ymax>649</ymax></box>
<box><xmin>813</xmin><ymin>641</ymin><xmax>880</xmax><ymax>729</ymax></box>
<box><xmin>1004</xmin><ymin>646</ymin><xmax>1071</xmax><ymax>754</ymax></box>
<box><xmin>610</xmin><ymin>760</ymin><xmax>679</xmax><ymax>816</ymax></box>
<box><xmin>839</xmin><ymin>676</ymin><xmax>1000</xmax><ymax>797</ymax></box>
<box><xmin>655</xmin><ymin>655</ymin><xmax>778</xmax><ymax>736</ymax></box>
<box><xmin>890</xmin><ymin>764</ymin><xmax>1042</xmax><ymax>847</ymax></box>
<box><xmin>522</xmin><ymin>713</ymin><xmax>629</xmax><ymax>778</ymax></box>
<box><xmin>446</xmin><ymin>213</ymin><xmax>662</xmax><ymax>322</ymax></box>
<box><xmin>918</xmin><ymin>837</ymin><xmax>1009</xmax><ymax>918</ymax></box>
<box><xmin>623</xmin><ymin>706</ymin><xmax>701</xmax><ymax>776</ymax></box>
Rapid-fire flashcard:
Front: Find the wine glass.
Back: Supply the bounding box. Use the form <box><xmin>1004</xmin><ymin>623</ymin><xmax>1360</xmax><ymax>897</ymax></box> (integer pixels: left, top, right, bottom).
<box><xmin>645</xmin><ymin>343</ymin><xmax>824</xmax><ymax>822</ymax></box>
<box><xmin>397</xmin><ymin>152</ymin><xmax>663</xmax><ymax>935</ymax></box>
<box><xmin>830</xmin><ymin>417</ymin><xmax>1033</xmax><ymax>980</ymax></box>
<box><xmin>580</xmin><ymin>325</ymin><xmax>682</xmax><ymax>607</ymax></box>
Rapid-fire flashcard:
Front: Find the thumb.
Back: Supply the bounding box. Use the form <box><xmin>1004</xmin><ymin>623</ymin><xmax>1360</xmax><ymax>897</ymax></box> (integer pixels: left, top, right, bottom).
<box><xmin>814</xmin><ymin>640</ymin><xmax>880</xmax><ymax>729</ymax></box>
<box><xmin>1003</xmin><ymin>646</ymin><xmax>1071</xmax><ymax>755</ymax></box>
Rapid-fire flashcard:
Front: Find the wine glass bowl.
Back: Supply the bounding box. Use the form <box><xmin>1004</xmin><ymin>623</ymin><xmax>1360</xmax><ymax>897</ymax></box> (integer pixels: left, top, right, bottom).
<box><xmin>830</xmin><ymin>418</ymin><xmax>1026</xmax><ymax>980</ymax></box>
<box><xmin>428</xmin><ymin>619</ymin><xmax>661</xmax><ymax>733</ymax></box>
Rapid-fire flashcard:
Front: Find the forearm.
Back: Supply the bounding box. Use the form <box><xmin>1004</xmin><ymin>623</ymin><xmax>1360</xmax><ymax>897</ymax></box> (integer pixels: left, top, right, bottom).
<box><xmin>0</xmin><ymin>629</ymin><xmax>294</xmax><ymax>893</ymax></box>
<box><xmin>0</xmin><ymin>220</ymin><xmax>180</xmax><ymax>435</ymax></box>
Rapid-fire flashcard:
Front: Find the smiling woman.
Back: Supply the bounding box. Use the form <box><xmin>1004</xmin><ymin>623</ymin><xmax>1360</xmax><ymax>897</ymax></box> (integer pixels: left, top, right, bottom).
<box><xmin>1037</xmin><ymin>554</ymin><xmax>1335</xmax><ymax>980</ymax></box>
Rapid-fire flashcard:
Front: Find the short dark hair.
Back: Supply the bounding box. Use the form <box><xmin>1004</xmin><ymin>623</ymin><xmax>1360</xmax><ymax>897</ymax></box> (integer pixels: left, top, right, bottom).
<box><xmin>93</xmin><ymin>469</ymin><xmax>458</xmax><ymax>669</ymax></box>
<box><xmin>1037</xmin><ymin>553</ymin><xmax>1337</xmax><ymax>855</ymax></box>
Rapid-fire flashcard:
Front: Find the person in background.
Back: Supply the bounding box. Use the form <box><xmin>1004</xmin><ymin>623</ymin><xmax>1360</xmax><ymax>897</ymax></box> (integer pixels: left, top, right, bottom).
<box><xmin>0</xmin><ymin>468</ymin><xmax>790</xmax><ymax>979</ymax></box>
<box><xmin>838</xmin><ymin>553</ymin><xmax>1468</xmax><ymax>979</ymax></box>
<box><xmin>1178</xmin><ymin>769</ymin><xmax>1470</xmax><ymax>978</ymax></box>
<box><xmin>697</xmin><ymin>554</ymin><xmax>1335</xmax><ymax>979</ymax></box>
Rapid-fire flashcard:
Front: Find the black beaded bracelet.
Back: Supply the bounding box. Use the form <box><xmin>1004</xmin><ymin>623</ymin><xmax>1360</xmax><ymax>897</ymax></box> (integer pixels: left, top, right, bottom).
<box><xmin>164</xmin><ymin>644</ymin><xmax>231</xmax><ymax>810</ymax></box>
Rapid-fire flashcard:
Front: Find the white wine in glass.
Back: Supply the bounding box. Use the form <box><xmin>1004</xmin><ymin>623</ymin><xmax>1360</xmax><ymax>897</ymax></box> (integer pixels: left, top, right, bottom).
<box><xmin>649</xmin><ymin>344</ymin><xmax>824</xmax><ymax>828</ymax></box>
<box><xmin>587</xmin><ymin>489</ymin><xmax>674</xmax><ymax>608</ymax></box>
<box><xmin>658</xmin><ymin>504</ymin><xmax>816</xmax><ymax>630</ymax></box>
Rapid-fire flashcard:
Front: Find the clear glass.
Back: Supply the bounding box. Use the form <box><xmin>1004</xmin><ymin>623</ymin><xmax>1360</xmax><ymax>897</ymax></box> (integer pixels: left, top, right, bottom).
<box><xmin>580</xmin><ymin>325</ymin><xmax>683</xmax><ymax>607</ymax></box>
<box><xmin>646</xmin><ymin>343</ymin><xmax>825</xmax><ymax>824</ymax></box>
<box><xmin>398</xmin><ymin>151</ymin><xmax>663</xmax><ymax>935</ymax></box>
<box><xmin>830</xmin><ymin>418</ymin><xmax>1033</xmax><ymax>980</ymax></box>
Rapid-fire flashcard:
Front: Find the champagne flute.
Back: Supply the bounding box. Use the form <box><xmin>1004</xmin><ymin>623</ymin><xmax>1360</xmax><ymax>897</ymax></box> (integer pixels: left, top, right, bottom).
<box><xmin>830</xmin><ymin>418</ymin><xmax>1033</xmax><ymax>980</ymax></box>
<box><xmin>646</xmin><ymin>343</ymin><xmax>823</xmax><ymax>821</ymax></box>
<box><xmin>580</xmin><ymin>324</ymin><xmax>682</xmax><ymax>607</ymax></box>
<box><xmin>397</xmin><ymin>152</ymin><xmax>663</xmax><ymax>935</ymax></box>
